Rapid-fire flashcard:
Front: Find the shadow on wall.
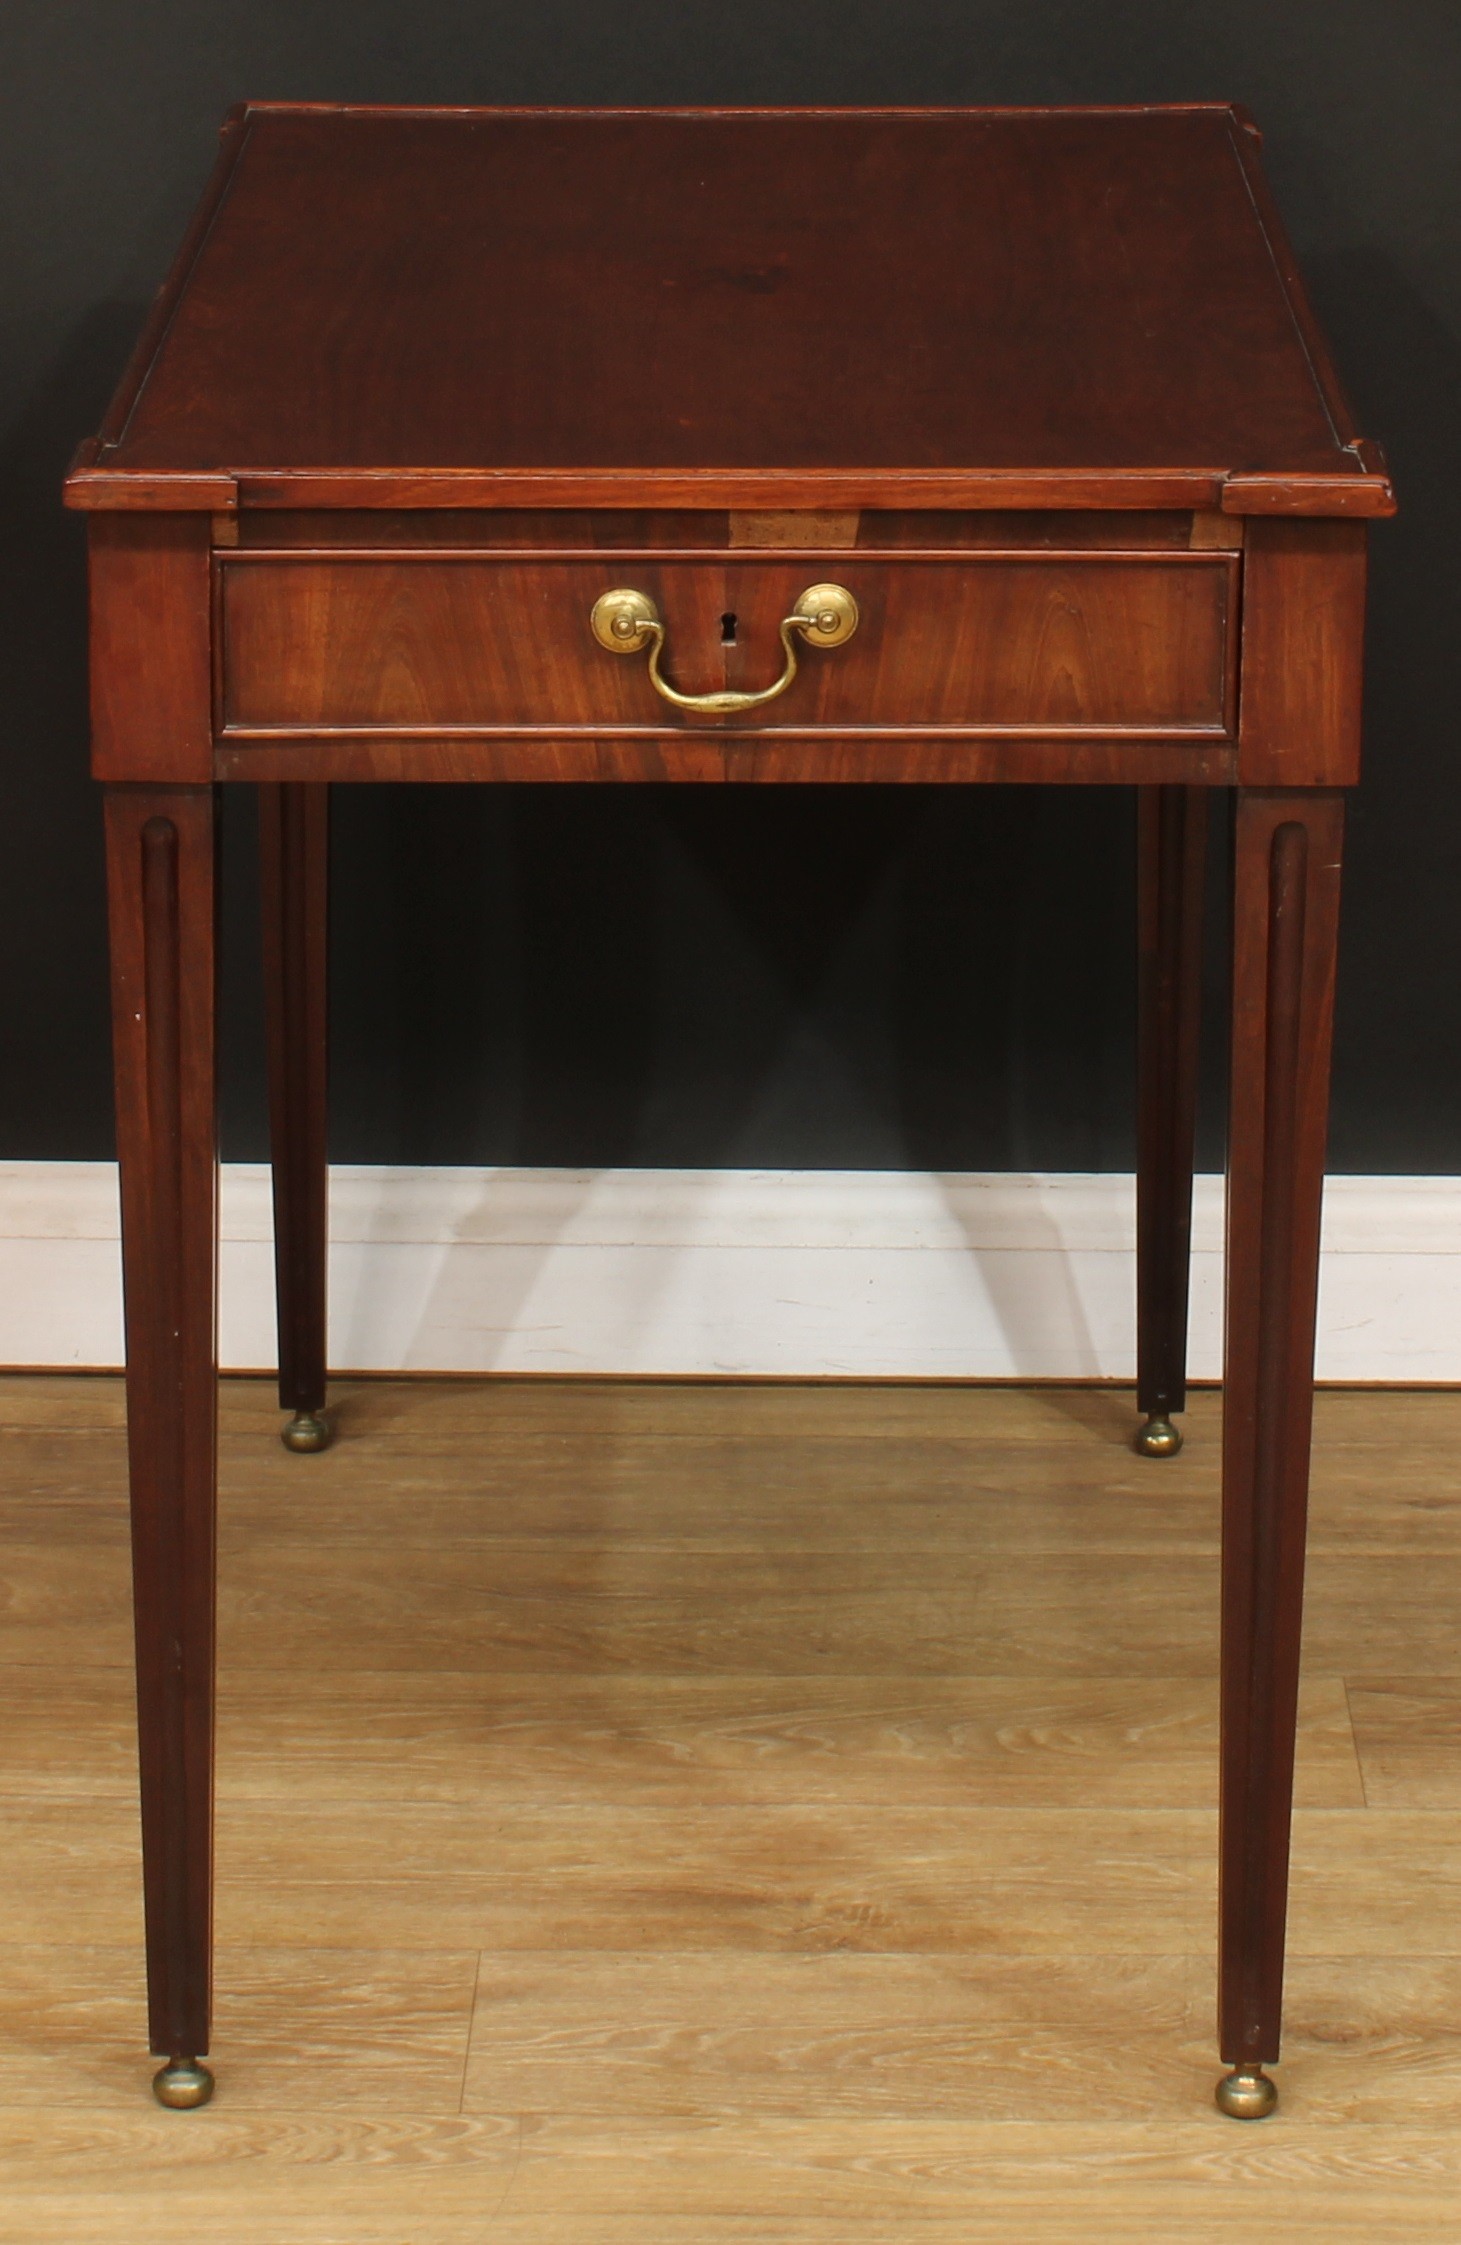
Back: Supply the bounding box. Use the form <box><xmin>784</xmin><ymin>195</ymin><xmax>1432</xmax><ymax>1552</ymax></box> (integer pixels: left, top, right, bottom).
<box><xmin>1305</xmin><ymin>246</ymin><xmax>1461</xmax><ymax>1170</ymax></box>
<box><xmin>326</xmin><ymin>782</ymin><xmax>665</xmax><ymax>1167</ymax></box>
<box><xmin>323</xmin><ymin>780</ymin><xmax>1151</xmax><ymax>1174</ymax></box>
<box><xmin>0</xmin><ymin>303</ymin><xmax>144</xmax><ymax>1155</ymax></box>
<box><xmin>891</xmin><ymin>784</ymin><xmax>1140</xmax><ymax>1175</ymax></box>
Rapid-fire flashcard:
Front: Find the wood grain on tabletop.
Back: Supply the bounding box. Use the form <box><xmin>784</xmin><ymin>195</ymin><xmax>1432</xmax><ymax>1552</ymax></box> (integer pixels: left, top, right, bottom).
<box><xmin>82</xmin><ymin>110</ymin><xmax>1363</xmax><ymax>491</ymax></box>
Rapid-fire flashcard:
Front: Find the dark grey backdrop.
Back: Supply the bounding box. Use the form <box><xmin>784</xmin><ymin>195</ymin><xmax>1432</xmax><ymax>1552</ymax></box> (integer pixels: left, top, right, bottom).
<box><xmin>2</xmin><ymin>4</ymin><xmax>1454</xmax><ymax>1170</ymax></box>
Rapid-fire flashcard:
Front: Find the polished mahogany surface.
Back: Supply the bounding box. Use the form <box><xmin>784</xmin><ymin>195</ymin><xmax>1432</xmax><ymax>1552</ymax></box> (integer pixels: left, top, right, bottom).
<box><xmin>80</xmin><ymin>97</ymin><xmax>1381</xmax><ymax>2113</ymax></box>
<box><xmin>217</xmin><ymin>551</ymin><xmax>1235</xmax><ymax>736</ymax></box>
<box><xmin>68</xmin><ymin>105</ymin><xmax>1392</xmax><ymax>516</ymax></box>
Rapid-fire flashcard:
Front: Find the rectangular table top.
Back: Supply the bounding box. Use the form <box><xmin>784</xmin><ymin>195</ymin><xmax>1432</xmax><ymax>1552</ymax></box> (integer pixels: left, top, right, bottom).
<box><xmin>67</xmin><ymin>104</ymin><xmax>1392</xmax><ymax>519</ymax></box>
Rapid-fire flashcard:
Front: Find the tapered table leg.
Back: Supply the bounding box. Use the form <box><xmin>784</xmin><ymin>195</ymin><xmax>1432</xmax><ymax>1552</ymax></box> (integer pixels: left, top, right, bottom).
<box><xmin>258</xmin><ymin>782</ymin><xmax>331</xmax><ymax>1452</ymax></box>
<box><xmin>1216</xmin><ymin>788</ymin><xmax>1344</xmax><ymax>2119</ymax></box>
<box><xmin>1135</xmin><ymin>785</ymin><xmax>1208</xmax><ymax>1457</ymax></box>
<box><xmin>105</xmin><ymin>785</ymin><xmax>220</xmax><ymax>2110</ymax></box>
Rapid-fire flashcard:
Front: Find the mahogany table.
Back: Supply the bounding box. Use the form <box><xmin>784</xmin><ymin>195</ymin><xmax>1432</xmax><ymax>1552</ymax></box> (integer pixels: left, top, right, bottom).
<box><xmin>67</xmin><ymin>103</ymin><xmax>1393</xmax><ymax>2115</ymax></box>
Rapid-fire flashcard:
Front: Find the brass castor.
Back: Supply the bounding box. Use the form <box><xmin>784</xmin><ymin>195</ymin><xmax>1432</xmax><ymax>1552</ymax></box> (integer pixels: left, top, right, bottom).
<box><xmin>153</xmin><ymin>2057</ymin><xmax>215</xmax><ymax>2109</ymax></box>
<box><xmin>1134</xmin><ymin>1412</ymin><xmax>1183</xmax><ymax>1458</ymax></box>
<box><xmin>282</xmin><ymin>1410</ymin><xmax>331</xmax><ymax>1454</ymax></box>
<box><xmin>1215</xmin><ymin>2064</ymin><xmax>1277</xmax><ymax>2120</ymax></box>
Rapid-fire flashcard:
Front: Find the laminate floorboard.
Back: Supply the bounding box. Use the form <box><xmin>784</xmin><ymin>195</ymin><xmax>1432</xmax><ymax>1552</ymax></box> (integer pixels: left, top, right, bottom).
<box><xmin>0</xmin><ymin>1375</ymin><xmax>1457</xmax><ymax>2241</ymax></box>
<box><xmin>0</xmin><ymin>1669</ymin><xmax>1361</xmax><ymax>1806</ymax></box>
<box><xmin>1347</xmin><ymin>1680</ymin><xmax>1461</xmax><ymax>1805</ymax></box>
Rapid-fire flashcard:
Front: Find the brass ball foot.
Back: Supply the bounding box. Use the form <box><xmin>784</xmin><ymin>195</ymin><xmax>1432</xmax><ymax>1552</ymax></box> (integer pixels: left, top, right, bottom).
<box><xmin>1135</xmin><ymin>1412</ymin><xmax>1183</xmax><ymax>1458</ymax></box>
<box><xmin>1215</xmin><ymin>2064</ymin><xmax>1277</xmax><ymax>2120</ymax></box>
<box><xmin>282</xmin><ymin>1410</ymin><xmax>331</xmax><ymax>1454</ymax></box>
<box><xmin>153</xmin><ymin>2057</ymin><xmax>215</xmax><ymax>2109</ymax></box>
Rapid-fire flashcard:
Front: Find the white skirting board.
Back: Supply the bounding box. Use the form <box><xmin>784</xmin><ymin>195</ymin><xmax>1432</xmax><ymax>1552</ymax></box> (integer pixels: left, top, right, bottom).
<box><xmin>0</xmin><ymin>1163</ymin><xmax>1456</xmax><ymax>1381</ymax></box>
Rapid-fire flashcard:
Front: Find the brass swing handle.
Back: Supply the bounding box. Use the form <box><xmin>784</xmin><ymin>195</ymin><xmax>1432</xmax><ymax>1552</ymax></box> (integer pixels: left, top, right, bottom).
<box><xmin>590</xmin><ymin>584</ymin><xmax>859</xmax><ymax>713</ymax></box>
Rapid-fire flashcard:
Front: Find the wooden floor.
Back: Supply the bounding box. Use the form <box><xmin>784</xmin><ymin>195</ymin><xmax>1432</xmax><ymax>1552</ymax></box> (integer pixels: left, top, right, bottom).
<box><xmin>2</xmin><ymin>1375</ymin><xmax>1460</xmax><ymax>2241</ymax></box>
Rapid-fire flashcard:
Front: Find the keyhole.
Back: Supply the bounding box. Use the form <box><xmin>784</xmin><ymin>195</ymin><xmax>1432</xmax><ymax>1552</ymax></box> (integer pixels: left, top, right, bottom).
<box><xmin>720</xmin><ymin>611</ymin><xmax>738</xmax><ymax>644</ymax></box>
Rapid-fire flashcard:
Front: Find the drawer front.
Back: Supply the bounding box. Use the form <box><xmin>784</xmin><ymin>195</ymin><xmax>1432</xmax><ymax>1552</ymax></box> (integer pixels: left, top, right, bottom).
<box><xmin>217</xmin><ymin>553</ymin><xmax>1236</xmax><ymax>736</ymax></box>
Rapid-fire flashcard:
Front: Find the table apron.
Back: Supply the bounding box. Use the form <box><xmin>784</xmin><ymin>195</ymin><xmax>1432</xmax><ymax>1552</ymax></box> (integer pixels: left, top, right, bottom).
<box><xmin>210</xmin><ymin>736</ymin><xmax>1241</xmax><ymax>785</ymax></box>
